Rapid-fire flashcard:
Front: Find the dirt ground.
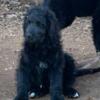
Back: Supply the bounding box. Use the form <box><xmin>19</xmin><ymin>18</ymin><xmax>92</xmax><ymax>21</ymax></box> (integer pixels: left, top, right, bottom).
<box><xmin>0</xmin><ymin>0</ymin><xmax>100</xmax><ymax>100</ymax></box>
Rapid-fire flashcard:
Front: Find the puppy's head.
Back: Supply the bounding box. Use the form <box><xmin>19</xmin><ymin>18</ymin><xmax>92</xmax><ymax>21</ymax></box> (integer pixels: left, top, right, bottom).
<box><xmin>23</xmin><ymin>7</ymin><xmax>47</xmax><ymax>43</ymax></box>
<box><xmin>23</xmin><ymin>6</ymin><xmax>59</xmax><ymax>44</ymax></box>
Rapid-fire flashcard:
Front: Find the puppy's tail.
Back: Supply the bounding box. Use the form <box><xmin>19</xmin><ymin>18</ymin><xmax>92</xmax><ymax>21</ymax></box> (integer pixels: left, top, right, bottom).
<box><xmin>74</xmin><ymin>67</ymin><xmax>100</xmax><ymax>77</ymax></box>
<box><xmin>64</xmin><ymin>53</ymin><xmax>100</xmax><ymax>77</ymax></box>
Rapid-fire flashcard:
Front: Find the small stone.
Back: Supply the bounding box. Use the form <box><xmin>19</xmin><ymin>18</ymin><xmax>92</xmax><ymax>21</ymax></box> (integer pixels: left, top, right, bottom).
<box><xmin>4</xmin><ymin>68</ymin><xmax>8</xmax><ymax>71</ymax></box>
<box><xmin>6</xmin><ymin>14</ymin><xmax>17</xmax><ymax>19</ymax></box>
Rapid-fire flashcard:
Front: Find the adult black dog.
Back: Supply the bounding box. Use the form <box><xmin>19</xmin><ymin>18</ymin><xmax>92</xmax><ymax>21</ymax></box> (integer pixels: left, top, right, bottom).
<box><xmin>49</xmin><ymin>0</ymin><xmax>100</xmax><ymax>52</ymax></box>
<box><xmin>14</xmin><ymin>6</ymin><xmax>65</xmax><ymax>100</ymax></box>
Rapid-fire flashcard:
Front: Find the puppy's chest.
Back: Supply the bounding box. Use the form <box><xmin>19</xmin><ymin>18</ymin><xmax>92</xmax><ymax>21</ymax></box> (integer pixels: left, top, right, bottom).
<box><xmin>35</xmin><ymin>51</ymin><xmax>52</xmax><ymax>69</ymax></box>
<box><xmin>29</xmin><ymin>47</ymin><xmax>53</xmax><ymax>68</ymax></box>
<box><xmin>38</xmin><ymin>61</ymin><xmax>48</xmax><ymax>69</ymax></box>
<box><xmin>31</xmin><ymin>45</ymin><xmax>55</xmax><ymax>60</ymax></box>
<box><xmin>26</xmin><ymin>43</ymin><xmax>58</xmax><ymax>69</ymax></box>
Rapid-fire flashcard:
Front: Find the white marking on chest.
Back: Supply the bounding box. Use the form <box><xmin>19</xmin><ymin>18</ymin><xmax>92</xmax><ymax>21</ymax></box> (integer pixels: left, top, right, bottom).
<box><xmin>39</xmin><ymin>62</ymin><xmax>48</xmax><ymax>69</ymax></box>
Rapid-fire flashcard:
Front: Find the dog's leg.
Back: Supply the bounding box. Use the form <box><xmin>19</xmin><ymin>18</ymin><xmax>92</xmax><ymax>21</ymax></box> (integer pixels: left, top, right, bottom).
<box><xmin>50</xmin><ymin>67</ymin><xmax>64</xmax><ymax>100</ymax></box>
<box><xmin>49</xmin><ymin>53</ymin><xmax>64</xmax><ymax>100</ymax></box>
<box><xmin>92</xmin><ymin>2</ymin><xmax>100</xmax><ymax>53</ymax></box>
<box><xmin>14</xmin><ymin>52</ymin><xmax>31</xmax><ymax>100</ymax></box>
<box><xmin>14</xmin><ymin>68</ymin><xmax>30</xmax><ymax>100</ymax></box>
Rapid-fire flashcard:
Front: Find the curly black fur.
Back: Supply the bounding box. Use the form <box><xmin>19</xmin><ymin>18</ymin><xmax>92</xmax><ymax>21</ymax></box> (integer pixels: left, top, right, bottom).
<box><xmin>28</xmin><ymin>0</ymin><xmax>100</xmax><ymax>99</ymax></box>
<box><xmin>14</xmin><ymin>6</ymin><xmax>65</xmax><ymax>100</ymax></box>
<box><xmin>49</xmin><ymin>0</ymin><xmax>100</xmax><ymax>52</ymax></box>
<box><xmin>29</xmin><ymin>52</ymin><xmax>100</xmax><ymax>99</ymax></box>
<box><xmin>14</xmin><ymin>0</ymin><xmax>100</xmax><ymax>99</ymax></box>
<box><xmin>29</xmin><ymin>53</ymin><xmax>80</xmax><ymax>99</ymax></box>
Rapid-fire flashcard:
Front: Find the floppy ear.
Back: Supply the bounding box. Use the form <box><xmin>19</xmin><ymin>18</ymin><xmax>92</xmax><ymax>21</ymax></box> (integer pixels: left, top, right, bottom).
<box><xmin>46</xmin><ymin>10</ymin><xmax>60</xmax><ymax>44</ymax></box>
<box><xmin>46</xmin><ymin>10</ymin><xmax>59</xmax><ymax>33</ymax></box>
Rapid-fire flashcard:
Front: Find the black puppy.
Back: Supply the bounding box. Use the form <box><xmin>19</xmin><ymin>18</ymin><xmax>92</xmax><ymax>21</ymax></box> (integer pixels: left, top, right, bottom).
<box><xmin>14</xmin><ymin>6</ymin><xmax>65</xmax><ymax>100</ymax></box>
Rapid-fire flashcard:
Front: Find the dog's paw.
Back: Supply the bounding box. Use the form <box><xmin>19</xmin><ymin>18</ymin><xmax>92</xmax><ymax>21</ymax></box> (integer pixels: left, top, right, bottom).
<box><xmin>64</xmin><ymin>87</ymin><xmax>80</xmax><ymax>98</ymax></box>
<box><xmin>29</xmin><ymin>90</ymin><xmax>48</xmax><ymax>99</ymax></box>
<box><xmin>29</xmin><ymin>92</ymin><xmax>36</xmax><ymax>98</ymax></box>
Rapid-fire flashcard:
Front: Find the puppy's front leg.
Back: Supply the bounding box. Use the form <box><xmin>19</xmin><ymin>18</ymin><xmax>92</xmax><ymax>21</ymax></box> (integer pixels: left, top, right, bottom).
<box><xmin>14</xmin><ymin>53</ymin><xmax>31</xmax><ymax>100</ymax></box>
<box><xmin>50</xmin><ymin>66</ymin><xmax>64</xmax><ymax>100</ymax></box>
<box><xmin>14</xmin><ymin>68</ymin><xmax>30</xmax><ymax>100</ymax></box>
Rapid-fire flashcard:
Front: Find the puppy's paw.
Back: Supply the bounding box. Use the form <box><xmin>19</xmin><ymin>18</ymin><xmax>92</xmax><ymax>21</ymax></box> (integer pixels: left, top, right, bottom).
<box><xmin>64</xmin><ymin>87</ymin><xmax>80</xmax><ymax>98</ymax></box>
<box><xmin>29</xmin><ymin>92</ymin><xmax>36</xmax><ymax>98</ymax></box>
